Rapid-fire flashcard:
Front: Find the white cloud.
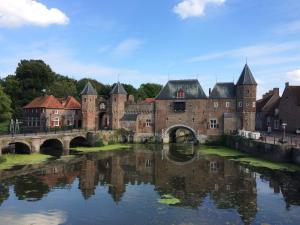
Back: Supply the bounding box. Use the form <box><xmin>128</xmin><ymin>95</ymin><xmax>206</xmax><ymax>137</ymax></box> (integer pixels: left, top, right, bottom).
<box><xmin>287</xmin><ymin>69</ymin><xmax>300</xmax><ymax>82</ymax></box>
<box><xmin>0</xmin><ymin>0</ymin><xmax>69</xmax><ymax>27</ymax></box>
<box><xmin>173</xmin><ymin>0</ymin><xmax>225</xmax><ymax>19</ymax></box>
<box><xmin>112</xmin><ymin>38</ymin><xmax>142</xmax><ymax>57</ymax></box>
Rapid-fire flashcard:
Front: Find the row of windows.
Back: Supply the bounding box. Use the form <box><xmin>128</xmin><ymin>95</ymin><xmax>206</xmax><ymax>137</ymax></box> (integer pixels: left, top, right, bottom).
<box><xmin>213</xmin><ymin>101</ymin><xmax>256</xmax><ymax>108</ymax></box>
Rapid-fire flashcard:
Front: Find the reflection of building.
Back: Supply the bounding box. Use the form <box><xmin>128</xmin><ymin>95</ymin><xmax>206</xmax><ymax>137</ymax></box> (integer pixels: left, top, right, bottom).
<box><xmin>2</xmin><ymin>148</ymin><xmax>300</xmax><ymax>224</ymax></box>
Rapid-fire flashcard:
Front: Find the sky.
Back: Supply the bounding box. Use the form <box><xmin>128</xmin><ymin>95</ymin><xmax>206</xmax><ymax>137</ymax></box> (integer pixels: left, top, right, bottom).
<box><xmin>1</xmin><ymin>0</ymin><xmax>300</xmax><ymax>98</ymax></box>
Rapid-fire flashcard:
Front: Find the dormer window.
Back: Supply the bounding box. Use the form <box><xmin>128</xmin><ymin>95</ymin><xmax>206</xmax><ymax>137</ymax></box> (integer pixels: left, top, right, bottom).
<box><xmin>177</xmin><ymin>88</ymin><xmax>185</xmax><ymax>98</ymax></box>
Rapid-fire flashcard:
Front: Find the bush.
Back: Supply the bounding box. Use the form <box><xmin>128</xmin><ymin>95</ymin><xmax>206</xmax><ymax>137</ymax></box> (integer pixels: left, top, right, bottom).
<box><xmin>95</xmin><ymin>139</ymin><xmax>104</xmax><ymax>147</ymax></box>
<box><xmin>108</xmin><ymin>140</ymin><xmax>116</xmax><ymax>145</ymax></box>
<box><xmin>0</xmin><ymin>156</ymin><xmax>6</xmax><ymax>164</ymax></box>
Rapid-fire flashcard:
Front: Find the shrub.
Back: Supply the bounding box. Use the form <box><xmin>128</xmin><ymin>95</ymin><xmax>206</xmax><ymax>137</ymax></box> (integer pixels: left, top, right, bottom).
<box><xmin>108</xmin><ymin>140</ymin><xmax>116</xmax><ymax>145</ymax></box>
<box><xmin>95</xmin><ymin>139</ymin><xmax>104</xmax><ymax>147</ymax></box>
<box><xmin>0</xmin><ymin>156</ymin><xmax>6</xmax><ymax>164</ymax></box>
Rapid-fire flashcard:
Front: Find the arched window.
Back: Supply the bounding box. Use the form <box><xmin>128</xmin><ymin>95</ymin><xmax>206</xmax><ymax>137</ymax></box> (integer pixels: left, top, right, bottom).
<box><xmin>177</xmin><ymin>88</ymin><xmax>185</xmax><ymax>98</ymax></box>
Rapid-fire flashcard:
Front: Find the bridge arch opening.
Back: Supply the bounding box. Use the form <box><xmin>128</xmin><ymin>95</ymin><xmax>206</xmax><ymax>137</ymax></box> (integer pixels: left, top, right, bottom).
<box><xmin>165</xmin><ymin>125</ymin><xmax>198</xmax><ymax>144</ymax></box>
<box><xmin>40</xmin><ymin>139</ymin><xmax>63</xmax><ymax>157</ymax></box>
<box><xmin>2</xmin><ymin>142</ymin><xmax>31</xmax><ymax>154</ymax></box>
<box><xmin>70</xmin><ymin>136</ymin><xmax>88</xmax><ymax>148</ymax></box>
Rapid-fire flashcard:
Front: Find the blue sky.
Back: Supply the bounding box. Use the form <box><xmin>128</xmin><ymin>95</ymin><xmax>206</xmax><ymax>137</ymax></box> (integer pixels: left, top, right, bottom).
<box><xmin>1</xmin><ymin>0</ymin><xmax>300</xmax><ymax>97</ymax></box>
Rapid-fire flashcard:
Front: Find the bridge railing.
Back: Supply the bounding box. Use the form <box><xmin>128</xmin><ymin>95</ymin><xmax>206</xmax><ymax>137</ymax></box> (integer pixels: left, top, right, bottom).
<box><xmin>0</xmin><ymin>126</ymin><xmax>86</xmax><ymax>137</ymax></box>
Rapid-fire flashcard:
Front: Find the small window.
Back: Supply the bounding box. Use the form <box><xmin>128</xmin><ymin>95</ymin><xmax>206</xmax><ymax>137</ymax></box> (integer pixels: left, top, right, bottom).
<box><xmin>274</xmin><ymin>120</ymin><xmax>279</xmax><ymax>129</ymax></box>
<box><xmin>214</xmin><ymin>102</ymin><xmax>218</xmax><ymax>108</ymax></box>
<box><xmin>84</xmin><ymin>98</ymin><xmax>87</xmax><ymax>102</ymax></box>
<box><xmin>252</xmin><ymin>102</ymin><xmax>256</xmax><ymax>108</ymax></box>
<box><xmin>54</xmin><ymin>110</ymin><xmax>59</xmax><ymax>114</ymax></box>
<box><xmin>177</xmin><ymin>88</ymin><xmax>185</xmax><ymax>98</ymax></box>
<box><xmin>225</xmin><ymin>102</ymin><xmax>230</xmax><ymax>108</ymax></box>
<box><xmin>210</xmin><ymin>119</ymin><xmax>218</xmax><ymax>129</ymax></box>
<box><xmin>246</xmin><ymin>102</ymin><xmax>249</xmax><ymax>107</ymax></box>
<box><xmin>173</xmin><ymin>102</ymin><xmax>186</xmax><ymax>112</ymax></box>
<box><xmin>100</xmin><ymin>103</ymin><xmax>106</xmax><ymax>110</ymax></box>
<box><xmin>146</xmin><ymin>119</ymin><xmax>151</xmax><ymax>127</ymax></box>
<box><xmin>145</xmin><ymin>160</ymin><xmax>152</xmax><ymax>167</ymax></box>
<box><xmin>210</xmin><ymin>161</ymin><xmax>218</xmax><ymax>173</ymax></box>
<box><xmin>238</xmin><ymin>101</ymin><xmax>242</xmax><ymax>107</ymax></box>
<box><xmin>53</xmin><ymin>117</ymin><xmax>60</xmax><ymax>127</ymax></box>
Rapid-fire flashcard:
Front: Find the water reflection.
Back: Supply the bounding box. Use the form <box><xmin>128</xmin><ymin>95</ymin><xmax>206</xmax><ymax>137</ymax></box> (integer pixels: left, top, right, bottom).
<box><xmin>0</xmin><ymin>145</ymin><xmax>300</xmax><ymax>225</ymax></box>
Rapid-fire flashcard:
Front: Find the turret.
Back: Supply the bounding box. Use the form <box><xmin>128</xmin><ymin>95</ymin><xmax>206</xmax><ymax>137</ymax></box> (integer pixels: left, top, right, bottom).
<box><xmin>236</xmin><ymin>64</ymin><xmax>257</xmax><ymax>131</ymax></box>
<box><xmin>81</xmin><ymin>82</ymin><xmax>98</xmax><ymax>130</ymax></box>
<box><xmin>110</xmin><ymin>82</ymin><xmax>127</xmax><ymax>129</ymax></box>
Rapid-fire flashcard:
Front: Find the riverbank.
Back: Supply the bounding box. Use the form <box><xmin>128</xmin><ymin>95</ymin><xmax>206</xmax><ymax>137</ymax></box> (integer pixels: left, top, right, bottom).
<box><xmin>199</xmin><ymin>146</ymin><xmax>300</xmax><ymax>172</ymax></box>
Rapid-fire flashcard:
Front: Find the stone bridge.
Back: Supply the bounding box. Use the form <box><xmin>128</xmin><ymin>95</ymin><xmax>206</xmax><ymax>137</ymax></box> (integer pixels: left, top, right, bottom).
<box><xmin>0</xmin><ymin>130</ymin><xmax>96</xmax><ymax>155</ymax></box>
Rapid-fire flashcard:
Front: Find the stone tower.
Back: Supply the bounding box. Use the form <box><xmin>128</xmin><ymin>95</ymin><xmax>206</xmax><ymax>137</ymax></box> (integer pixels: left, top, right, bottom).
<box><xmin>110</xmin><ymin>82</ymin><xmax>127</xmax><ymax>129</ymax></box>
<box><xmin>236</xmin><ymin>64</ymin><xmax>257</xmax><ymax>131</ymax></box>
<box><xmin>81</xmin><ymin>82</ymin><xmax>98</xmax><ymax>131</ymax></box>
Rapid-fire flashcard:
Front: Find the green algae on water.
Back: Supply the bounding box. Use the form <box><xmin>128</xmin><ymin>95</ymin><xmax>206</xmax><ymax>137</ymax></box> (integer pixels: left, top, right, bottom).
<box><xmin>198</xmin><ymin>146</ymin><xmax>247</xmax><ymax>157</ymax></box>
<box><xmin>158</xmin><ymin>194</ymin><xmax>181</xmax><ymax>205</ymax></box>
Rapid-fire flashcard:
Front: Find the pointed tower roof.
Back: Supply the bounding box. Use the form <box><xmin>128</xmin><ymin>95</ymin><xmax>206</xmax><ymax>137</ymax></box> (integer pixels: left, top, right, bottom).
<box><xmin>237</xmin><ymin>64</ymin><xmax>257</xmax><ymax>85</ymax></box>
<box><xmin>80</xmin><ymin>82</ymin><xmax>97</xmax><ymax>95</ymax></box>
<box><xmin>110</xmin><ymin>82</ymin><xmax>127</xmax><ymax>95</ymax></box>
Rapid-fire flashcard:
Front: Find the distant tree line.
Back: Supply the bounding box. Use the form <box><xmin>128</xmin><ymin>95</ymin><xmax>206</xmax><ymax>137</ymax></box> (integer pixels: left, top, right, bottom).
<box><xmin>0</xmin><ymin>59</ymin><xmax>163</xmax><ymax>130</ymax></box>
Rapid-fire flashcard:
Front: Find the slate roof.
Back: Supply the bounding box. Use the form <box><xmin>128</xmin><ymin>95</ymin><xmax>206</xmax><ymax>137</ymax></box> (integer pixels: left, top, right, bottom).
<box><xmin>156</xmin><ymin>79</ymin><xmax>207</xmax><ymax>100</ymax></box>
<box><xmin>237</xmin><ymin>64</ymin><xmax>257</xmax><ymax>85</ymax></box>
<box><xmin>120</xmin><ymin>114</ymin><xmax>138</xmax><ymax>121</ymax></box>
<box><xmin>80</xmin><ymin>82</ymin><xmax>98</xmax><ymax>95</ymax></box>
<box><xmin>209</xmin><ymin>83</ymin><xmax>236</xmax><ymax>99</ymax></box>
<box><xmin>110</xmin><ymin>82</ymin><xmax>127</xmax><ymax>95</ymax></box>
<box><xmin>24</xmin><ymin>95</ymin><xmax>64</xmax><ymax>109</ymax></box>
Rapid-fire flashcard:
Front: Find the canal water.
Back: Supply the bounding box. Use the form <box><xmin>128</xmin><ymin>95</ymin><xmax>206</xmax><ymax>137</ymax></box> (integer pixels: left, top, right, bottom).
<box><xmin>0</xmin><ymin>145</ymin><xmax>300</xmax><ymax>225</ymax></box>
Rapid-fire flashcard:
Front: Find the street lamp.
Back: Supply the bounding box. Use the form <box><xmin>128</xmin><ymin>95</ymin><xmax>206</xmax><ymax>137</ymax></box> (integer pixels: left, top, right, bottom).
<box><xmin>280</xmin><ymin>123</ymin><xmax>287</xmax><ymax>144</ymax></box>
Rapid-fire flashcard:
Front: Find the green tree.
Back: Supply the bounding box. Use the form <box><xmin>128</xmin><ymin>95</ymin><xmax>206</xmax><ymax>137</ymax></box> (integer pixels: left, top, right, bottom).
<box><xmin>0</xmin><ymin>86</ymin><xmax>12</xmax><ymax>129</ymax></box>
<box><xmin>0</xmin><ymin>75</ymin><xmax>22</xmax><ymax>117</ymax></box>
<box><xmin>48</xmin><ymin>74</ymin><xmax>77</xmax><ymax>98</ymax></box>
<box><xmin>137</xmin><ymin>83</ymin><xmax>162</xmax><ymax>100</ymax></box>
<box><xmin>123</xmin><ymin>83</ymin><xmax>138</xmax><ymax>99</ymax></box>
<box><xmin>15</xmin><ymin>60</ymin><xmax>56</xmax><ymax>106</ymax></box>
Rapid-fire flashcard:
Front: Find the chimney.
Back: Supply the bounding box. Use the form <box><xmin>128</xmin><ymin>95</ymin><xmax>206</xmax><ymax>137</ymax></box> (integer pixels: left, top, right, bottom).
<box><xmin>209</xmin><ymin>88</ymin><xmax>211</xmax><ymax>95</ymax></box>
<box><xmin>285</xmin><ymin>82</ymin><xmax>289</xmax><ymax>87</ymax></box>
<box><xmin>273</xmin><ymin>88</ymin><xmax>279</xmax><ymax>96</ymax></box>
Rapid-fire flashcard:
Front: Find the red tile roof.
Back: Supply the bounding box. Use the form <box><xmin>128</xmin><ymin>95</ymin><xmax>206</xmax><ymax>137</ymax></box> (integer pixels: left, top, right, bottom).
<box><xmin>24</xmin><ymin>95</ymin><xmax>64</xmax><ymax>109</ymax></box>
<box><xmin>24</xmin><ymin>95</ymin><xmax>81</xmax><ymax>109</ymax></box>
<box><xmin>64</xmin><ymin>96</ymin><xmax>81</xmax><ymax>109</ymax></box>
<box><xmin>144</xmin><ymin>98</ymin><xmax>156</xmax><ymax>104</ymax></box>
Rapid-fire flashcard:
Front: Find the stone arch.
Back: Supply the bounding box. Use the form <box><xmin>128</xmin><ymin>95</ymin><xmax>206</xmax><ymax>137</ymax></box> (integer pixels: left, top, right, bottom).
<box><xmin>2</xmin><ymin>141</ymin><xmax>31</xmax><ymax>154</ymax></box>
<box><xmin>40</xmin><ymin>138</ymin><xmax>64</xmax><ymax>156</ymax></box>
<box><xmin>163</xmin><ymin>124</ymin><xmax>198</xmax><ymax>144</ymax></box>
<box><xmin>70</xmin><ymin>136</ymin><xmax>88</xmax><ymax>148</ymax></box>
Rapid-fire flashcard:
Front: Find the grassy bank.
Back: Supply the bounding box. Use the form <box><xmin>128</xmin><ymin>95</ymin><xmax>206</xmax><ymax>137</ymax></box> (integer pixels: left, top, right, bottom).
<box><xmin>0</xmin><ymin>154</ymin><xmax>52</xmax><ymax>170</ymax></box>
<box><xmin>199</xmin><ymin>146</ymin><xmax>300</xmax><ymax>172</ymax></box>
<box><xmin>72</xmin><ymin>144</ymin><xmax>132</xmax><ymax>153</ymax></box>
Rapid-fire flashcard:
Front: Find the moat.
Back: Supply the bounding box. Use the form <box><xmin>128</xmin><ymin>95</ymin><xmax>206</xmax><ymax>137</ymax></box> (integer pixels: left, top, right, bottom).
<box><xmin>0</xmin><ymin>145</ymin><xmax>300</xmax><ymax>225</ymax></box>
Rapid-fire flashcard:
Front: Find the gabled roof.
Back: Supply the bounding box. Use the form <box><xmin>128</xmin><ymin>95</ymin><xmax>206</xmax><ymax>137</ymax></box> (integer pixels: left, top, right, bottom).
<box><xmin>237</xmin><ymin>64</ymin><xmax>257</xmax><ymax>85</ymax></box>
<box><xmin>63</xmin><ymin>96</ymin><xmax>81</xmax><ymax>109</ymax></box>
<box><xmin>110</xmin><ymin>82</ymin><xmax>127</xmax><ymax>95</ymax></box>
<box><xmin>24</xmin><ymin>95</ymin><xmax>64</xmax><ymax>109</ymax></box>
<box><xmin>120</xmin><ymin>114</ymin><xmax>138</xmax><ymax>121</ymax></box>
<box><xmin>156</xmin><ymin>79</ymin><xmax>207</xmax><ymax>100</ymax></box>
<box><xmin>80</xmin><ymin>82</ymin><xmax>97</xmax><ymax>95</ymax></box>
<box><xmin>209</xmin><ymin>82</ymin><xmax>236</xmax><ymax>99</ymax></box>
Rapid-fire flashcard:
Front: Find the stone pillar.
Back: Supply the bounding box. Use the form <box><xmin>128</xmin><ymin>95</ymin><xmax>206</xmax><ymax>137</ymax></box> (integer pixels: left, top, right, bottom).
<box><xmin>31</xmin><ymin>137</ymin><xmax>41</xmax><ymax>153</ymax></box>
<box><xmin>63</xmin><ymin>136</ymin><xmax>71</xmax><ymax>155</ymax></box>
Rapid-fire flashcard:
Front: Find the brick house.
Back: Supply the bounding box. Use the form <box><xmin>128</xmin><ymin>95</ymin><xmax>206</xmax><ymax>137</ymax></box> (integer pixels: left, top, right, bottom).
<box><xmin>23</xmin><ymin>95</ymin><xmax>81</xmax><ymax>131</ymax></box>
<box><xmin>256</xmin><ymin>88</ymin><xmax>280</xmax><ymax>132</ymax></box>
<box><xmin>278</xmin><ymin>83</ymin><xmax>300</xmax><ymax>133</ymax></box>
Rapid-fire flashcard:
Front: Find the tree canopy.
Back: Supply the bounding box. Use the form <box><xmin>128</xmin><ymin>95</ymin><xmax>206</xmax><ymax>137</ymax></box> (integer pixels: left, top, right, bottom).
<box><xmin>0</xmin><ymin>86</ymin><xmax>12</xmax><ymax>122</ymax></box>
